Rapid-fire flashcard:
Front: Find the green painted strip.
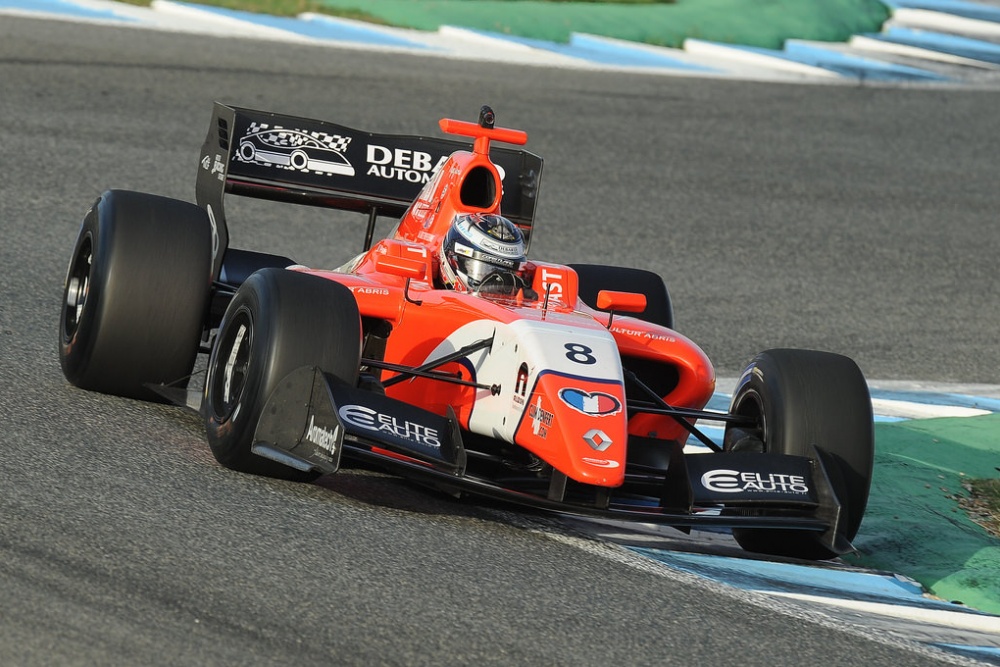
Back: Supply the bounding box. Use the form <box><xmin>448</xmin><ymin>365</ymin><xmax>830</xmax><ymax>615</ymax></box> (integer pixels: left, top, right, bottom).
<box><xmin>846</xmin><ymin>414</ymin><xmax>1000</xmax><ymax>615</ymax></box>
<box><xmin>315</xmin><ymin>0</ymin><xmax>891</xmax><ymax>50</ymax></box>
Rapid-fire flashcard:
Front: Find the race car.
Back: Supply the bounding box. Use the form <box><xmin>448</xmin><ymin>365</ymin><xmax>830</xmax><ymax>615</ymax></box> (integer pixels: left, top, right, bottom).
<box><xmin>59</xmin><ymin>103</ymin><xmax>874</xmax><ymax>561</ymax></box>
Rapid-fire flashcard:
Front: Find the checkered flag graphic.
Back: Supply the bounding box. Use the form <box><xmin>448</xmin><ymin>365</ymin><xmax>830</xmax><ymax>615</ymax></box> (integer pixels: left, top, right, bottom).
<box><xmin>318</xmin><ymin>132</ymin><xmax>352</xmax><ymax>153</ymax></box>
<box><xmin>244</xmin><ymin>122</ymin><xmax>351</xmax><ymax>152</ymax></box>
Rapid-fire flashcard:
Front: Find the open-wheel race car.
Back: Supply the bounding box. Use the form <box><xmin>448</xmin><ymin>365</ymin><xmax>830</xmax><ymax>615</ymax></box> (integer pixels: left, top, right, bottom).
<box><xmin>59</xmin><ymin>104</ymin><xmax>874</xmax><ymax>561</ymax></box>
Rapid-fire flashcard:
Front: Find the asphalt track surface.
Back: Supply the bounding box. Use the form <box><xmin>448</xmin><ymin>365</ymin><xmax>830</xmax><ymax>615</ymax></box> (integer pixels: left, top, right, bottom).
<box><xmin>1</xmin><ymin>14</ymin><xmax>998</xmax><ymax>667</ymax></box>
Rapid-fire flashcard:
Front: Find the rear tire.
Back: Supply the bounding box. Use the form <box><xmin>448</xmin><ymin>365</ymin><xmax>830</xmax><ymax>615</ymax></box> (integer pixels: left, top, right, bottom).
<box><xmin>724</xmin><ymin>349</ymin><xmax>874</xmax><ymax>560</ymax></box>
<box><xmin>569</xmin><ymin>264</ymin><xmax>673</xmax><ymax>329</ymax></box>
<box><xmin>59</xmin><ymin>190</ymin><xmax>212</xmax><ymax>401</ymax></box>
<box><xmin>202</xmin><ymin>268</ymin><xmax>361</xmax><ymax>480</ymax></box>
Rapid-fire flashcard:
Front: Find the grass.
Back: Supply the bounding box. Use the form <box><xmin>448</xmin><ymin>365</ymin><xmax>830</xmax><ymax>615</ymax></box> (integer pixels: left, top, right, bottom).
<box><xmin>110</xmin><ymin>0</ymin><xmax>892</xmax><ymax>49</ymax></box>
<box><xmin>114</xmin><ymin>0</ymin><xmax>382</xmax><ymax>19</ymax></box>
<box><xmin>114</xmin><ymin>0</ymin><xmax>674</xmax><ymax>19</ymax></box>
<box><xmin>962</xmin><ymin>478</ymin><xmax>1000</xmax><ymax>539</ymax></box>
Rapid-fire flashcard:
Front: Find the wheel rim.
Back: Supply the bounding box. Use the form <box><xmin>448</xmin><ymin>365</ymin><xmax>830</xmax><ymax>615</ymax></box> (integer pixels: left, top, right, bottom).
<box><xmin>728</xmin><ymin>389</ymin><xmax>767</xmax><ymax>453</ymax></box>
<box><xmin>211</xmin><ymin>308</ymin><xmax>253</xmax><ymax>422</ymax></box>
<box><xmin>63</xmin><ymin>234</ymin><xmax>93</xmax><ymax>343</ymax></box>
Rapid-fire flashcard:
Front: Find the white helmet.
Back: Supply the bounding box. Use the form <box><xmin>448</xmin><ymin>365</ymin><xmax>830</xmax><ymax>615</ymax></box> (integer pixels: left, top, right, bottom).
<box><xmin>439</xmin><ymin>213</ymin><xmax>528</xmax><ymax>295</ymax></box>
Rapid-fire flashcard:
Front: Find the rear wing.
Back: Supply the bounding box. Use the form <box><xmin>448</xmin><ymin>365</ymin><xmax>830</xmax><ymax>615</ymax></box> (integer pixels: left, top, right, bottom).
<box><xmin>196</xmin><ymin>103</ymin><xmax>543</xmax><ymax>280</ymax></box>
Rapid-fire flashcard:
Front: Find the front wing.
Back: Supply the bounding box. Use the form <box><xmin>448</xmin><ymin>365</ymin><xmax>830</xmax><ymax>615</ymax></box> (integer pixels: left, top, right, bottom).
<box><xmin>252</xmin><ymin>366</ymin><xmax>850</xmax><ymax>554</ymax></box>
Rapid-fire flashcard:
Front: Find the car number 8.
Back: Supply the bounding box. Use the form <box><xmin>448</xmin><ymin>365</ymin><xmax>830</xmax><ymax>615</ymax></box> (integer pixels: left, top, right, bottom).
<box><xmin>564</xmin><ymin>343</ymin><xmax>596</xmax><ymax>365</ymax></box>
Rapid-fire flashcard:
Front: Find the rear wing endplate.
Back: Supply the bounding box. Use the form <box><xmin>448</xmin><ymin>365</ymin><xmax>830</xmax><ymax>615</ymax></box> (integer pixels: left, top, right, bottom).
<box><xmin>196</xmin><ymin>103</ymin><xmax>543</xmax><ymax>280</ymax></box>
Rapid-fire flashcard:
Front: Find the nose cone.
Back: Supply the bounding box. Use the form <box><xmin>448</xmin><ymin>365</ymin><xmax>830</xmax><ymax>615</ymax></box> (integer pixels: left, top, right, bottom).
<box><xmin>514</xmin><ymin>373</ymin><xmax>628</xmax><ymax>487</ymax></box>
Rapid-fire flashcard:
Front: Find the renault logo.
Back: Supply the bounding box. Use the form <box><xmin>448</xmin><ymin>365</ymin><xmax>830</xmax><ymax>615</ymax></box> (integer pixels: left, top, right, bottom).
<box><xmin>583</xmin><ymin>428</ymin><xmax>612</xmax><ymax>451</ymax></box>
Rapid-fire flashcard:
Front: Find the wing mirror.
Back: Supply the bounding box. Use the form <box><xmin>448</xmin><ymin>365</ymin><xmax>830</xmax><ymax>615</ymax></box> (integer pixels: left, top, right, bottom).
<box><xmin>376</xmin><ymin>254</ymin><xmax>427</xmax><ymax>306</ymax></box>
<box><xmin>597</xmin><ymin>290</ymin><xmax>646</xmax><ymax>313</ymax></box>
<box><xmin>596</xmin><ymin>290</ymin><xmax>646</xmax><ymax>329</ymax></box>
<box><xmin>375</xmin><ymin>254</ymin><xmax>426</xmax><ymax>281</ymax></box>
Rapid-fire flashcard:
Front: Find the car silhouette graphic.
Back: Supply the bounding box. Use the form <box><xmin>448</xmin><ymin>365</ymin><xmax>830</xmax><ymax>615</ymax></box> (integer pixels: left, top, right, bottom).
<box><xmin>238</xmin><ymin>128</ymin><xmax>354</xmax><ymax>176</ymax></box>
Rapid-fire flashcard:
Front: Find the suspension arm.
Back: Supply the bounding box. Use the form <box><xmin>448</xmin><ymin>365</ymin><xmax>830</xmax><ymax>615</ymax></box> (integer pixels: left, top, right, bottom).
<box><xmin>623</xmin><ymin>369</ymin><xmax>723</xmax><ymax>452</ymax></box>
<box><xmin>377</xmin><ymin>336</ymin><xmax>498</xmax><ymax>393</ymax></box>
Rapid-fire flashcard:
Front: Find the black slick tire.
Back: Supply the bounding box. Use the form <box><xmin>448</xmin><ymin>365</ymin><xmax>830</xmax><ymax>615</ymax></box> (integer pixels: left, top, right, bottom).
<box><xmin>202</xmin><ymin>268</ymin><xmax>361</xmax><ymax>481</ymax></box>
<box><xmin>724</xmin><ymin>348</ymin><xmax>874</xmax><ymax>560</ymax></box>
<box><xmin>59</xmin><ymin>190</ymin><xmax>212</xmax><ymax>401</ymax></box>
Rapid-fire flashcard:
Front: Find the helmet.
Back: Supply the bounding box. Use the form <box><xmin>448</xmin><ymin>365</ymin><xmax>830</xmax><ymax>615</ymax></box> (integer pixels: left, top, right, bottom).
<box><xmin>440</xmin><ymin>213</ymin><xmax>527</xmax><ymax>295</ymax></box>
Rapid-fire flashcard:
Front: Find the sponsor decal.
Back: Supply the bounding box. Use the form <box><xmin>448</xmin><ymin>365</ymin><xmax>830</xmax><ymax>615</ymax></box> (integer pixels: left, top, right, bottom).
<box><xmin>454</xmin><ymin>217</ymin><xmax>522</xmax><ymax>259</ymax></box>
<box><xmin>610</xmin><ymin>327</ymin><xmax>676</xmax><ymax>342</ymax></box>
<box><xmin>366</xmin><ymin>144</ymin><xmax>448</xmax><ymax>183</ymax></box>
<box><xmin>338</xmin><ymin>404</ymin><xmax>441</xmax><ymax>448</ymax></box>
<box><xmin>351</xmin><ymin>286</ymin><xmax>390</xmax><ymax>296</ymax></box>
<box><xmin>538</xmin><ymin>267</ymin><xmax>564</xmax><ymax>300</ymax></box>
<box><xmin>201</xmin><ymin>153</ymin><xmax>226</xmax><ymax>182</ymax></box>
<box><xmin>514</xmin><ymin>363</ymin><xmax>529</xmax><ymax>397</ymax></box>
<box><xmin>476</xmin><ymin>236</ymin><xmax>523</xmax><ymax>258</ymax></box>
<box><xmin>411</xmin><ymin>204</ymin><xmax>429</xmax><ymax>223</ymax></box>
<box><xmin>737</xmin><ymin>365</ymin><xmax>765</xmax><ymax>386</ymax></box>
<box><xmin>481</xmin><ymin>256</ymin><xmax>517</xmax><ymax>271</ymax></box>
<box><xmin>305</xmin><ymin>414</ymin><xmax>340</xmax><ymax>455</ymax></box>
<box><xmin>418</xmin><ymin>174</ymin><xmax>447</xmax><ymax>229</ymax></box>
<box><xmin>559</xmin><ymin>388</ymin><xmax>621</xmax><ymax>417</ymax></box>
<box><xmin>528</xmin><ymin>396</ymin><xmax>554</xmax><ymax>438</ymax></box>
<box><xmin>700</xmin><ymin>470</ymin><xmax>810</xmax><ymax>495</ymax></box>
<box><xmin>581</xmin><ymin>457</ymin><xmax>620</xmax><ymax>469</ymax></box>
<box><xmin>583</xmin><ymin>429</ymin><xmax>612</xmax><ymax>452</ymax></box>
<box><xmin>236</xmin><ymin>122</ymin><xmax>354</xmax><ymax>176</ymax></box>
<box><xmin>404</xmin><ymin>245</ymin><xmax>429</xmax><ymax>259</ymax></box>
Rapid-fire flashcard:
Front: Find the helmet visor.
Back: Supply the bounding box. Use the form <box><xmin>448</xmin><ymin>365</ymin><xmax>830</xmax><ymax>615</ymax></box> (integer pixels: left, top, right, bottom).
<box><xmin>450</xmin><ymin>248</ymin><xmax>522</xmax><ymax>295</ymax></box>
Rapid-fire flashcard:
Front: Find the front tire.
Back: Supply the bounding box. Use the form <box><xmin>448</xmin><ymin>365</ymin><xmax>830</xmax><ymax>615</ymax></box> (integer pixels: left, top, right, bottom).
<box><xmin>724</xmin><ymin>349</ymin><xmax>874</xmax><ymax>560</ymax></box>
<box><xmin>202</xmin><ymin>268</ymin><xmax>361</xmax><ymax>480</ymax></box>
<box><xmin>59</xmin><ymin>190</ymin><xmax>212</xmax><ymax>401</ymax></box>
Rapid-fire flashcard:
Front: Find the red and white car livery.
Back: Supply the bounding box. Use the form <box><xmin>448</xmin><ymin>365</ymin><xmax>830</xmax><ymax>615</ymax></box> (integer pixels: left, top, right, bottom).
<box><xmin>59</xmin><ymin>104</ymin><xmax>874</xmax><ymax>561</ymax></box>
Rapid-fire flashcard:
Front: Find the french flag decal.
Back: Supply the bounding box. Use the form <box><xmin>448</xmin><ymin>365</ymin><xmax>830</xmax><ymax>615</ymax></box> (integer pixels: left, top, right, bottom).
<box><xmin>559</xmin><ymin>388</ymin><xmax>621</xmax><ymax>416</ymax></box>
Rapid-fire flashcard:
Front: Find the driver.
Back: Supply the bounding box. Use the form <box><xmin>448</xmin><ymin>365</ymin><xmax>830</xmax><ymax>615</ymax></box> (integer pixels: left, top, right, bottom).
<box><xmin>438</xmin><ymin>213</ymin><xmax>533</xmax><ymax>297</ymax></box>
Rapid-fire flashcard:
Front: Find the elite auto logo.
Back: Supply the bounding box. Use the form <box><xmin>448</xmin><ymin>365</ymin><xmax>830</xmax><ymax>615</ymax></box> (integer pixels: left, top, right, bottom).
<box><xmin>700</xmin><ymin>470</ymin><xmax>810</xmax><ymax>495</ymax></box>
